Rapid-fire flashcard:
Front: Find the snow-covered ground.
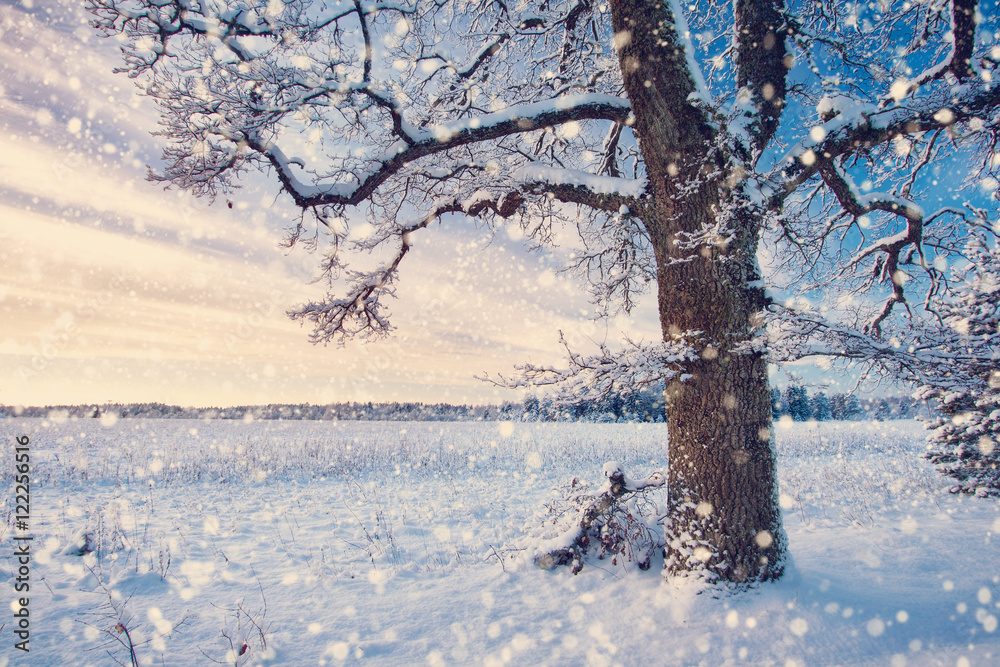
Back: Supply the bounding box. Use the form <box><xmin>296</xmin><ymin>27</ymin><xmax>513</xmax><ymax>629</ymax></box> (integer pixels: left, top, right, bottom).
<box><xmin>2</xmin><ymin>417</ymin><xmax>999</xmax><ymax>666</ymax></box>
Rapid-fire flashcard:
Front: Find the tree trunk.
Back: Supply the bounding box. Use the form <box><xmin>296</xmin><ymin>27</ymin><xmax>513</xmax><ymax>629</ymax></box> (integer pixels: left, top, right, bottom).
<box><xmin>610</xmin><ymin>0</ymin><xmax>786</xmax><ymax>583</ymax></box>
<box><xmin>656</xmin><ymin>235</ymin><xmax>786</xmax><ymax>583</ymax></box>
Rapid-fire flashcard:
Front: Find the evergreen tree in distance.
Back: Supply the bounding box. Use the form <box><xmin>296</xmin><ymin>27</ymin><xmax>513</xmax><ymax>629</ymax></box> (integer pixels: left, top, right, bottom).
<box><xmin>784</xmin><ymin>386</ymin><xmax>811</xmax><ymax>422</ymax></box>
<box><xmin>810</xmin><ymin>392</ymin><xmax>831</xmax><ymax>422</ymax></box>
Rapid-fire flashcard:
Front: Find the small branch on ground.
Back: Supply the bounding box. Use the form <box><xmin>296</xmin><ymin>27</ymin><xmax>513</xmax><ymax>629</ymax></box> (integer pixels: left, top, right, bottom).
<box><xmin>529</xmin><ymin>462</ymin><xmax>665</xmax><ymax>574</ymax></box>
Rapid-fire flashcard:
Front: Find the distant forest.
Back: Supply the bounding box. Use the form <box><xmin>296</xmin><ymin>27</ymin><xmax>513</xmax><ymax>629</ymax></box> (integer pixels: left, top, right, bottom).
<box><xmin>1</xmin><ymin>385</ymin><xmax>929</xmax><ymax>423</ymax></box>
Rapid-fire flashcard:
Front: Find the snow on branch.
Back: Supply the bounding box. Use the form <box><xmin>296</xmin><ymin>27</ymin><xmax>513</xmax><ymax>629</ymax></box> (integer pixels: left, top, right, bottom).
<box><xmin>666</xmin><ymin>0</ymin><xmax>711</xmax><ymax>106</ymax></box>
<box><xmin>816</xmin><ymin>162</ymin><xmax>928</xmax><ymax>334</ymax></box>
<box><xmin>515</xmin><ymin>163</ymin><xmax>646</xmax><ymax>213</ymax></box>
<box><xmin>483</xmin><ymin>332</ymin><xmax>698</xmax><ymax>403</ymax></box>
<box><xmin>259</xmin><ymin>95</ymin><xmax>632</xmax><ymax>209</ymax></box>
<box><xmin>820</xmin><ymin>163</ymin><xmax>924</xmax><ymax>224</ymax></box>
<box><xmin>762</xmin><ymin>83</ymin><xmax>1000</xmax><ymax>210</ymax></box>
<box><xmin>762</xmin><ymin>292</ymin><xmax>995</xmax><ymax>394</ymax></box>
<box><xmin>515</xmin><ymin>163</ymin><xmax>646</xmax><ymax>199</ymax></box>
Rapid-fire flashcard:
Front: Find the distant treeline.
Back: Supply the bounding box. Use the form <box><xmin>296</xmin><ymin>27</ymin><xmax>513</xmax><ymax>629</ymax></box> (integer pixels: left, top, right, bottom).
<box><xmin>1</xmin><ymin>387</ymin><xmax>927</xmax><ymax>423</ymax></box>
<box><xmin>525</xmin><ymin>386</ymin><xmax>928</xmax><ymax>423</ymax></box>
<box><xmin>770</xmin><ymin>386</ymin><xmax>929</xmax><ymax>422</ymax></box>
<box><xmin>0</xmin><ymin>401</ymin><xmax>516</xmax><ymax>422</ymax></box>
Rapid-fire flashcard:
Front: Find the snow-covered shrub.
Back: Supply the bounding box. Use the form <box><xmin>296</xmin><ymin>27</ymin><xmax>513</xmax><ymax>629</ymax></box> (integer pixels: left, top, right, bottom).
<box><xmin>921</xmin><ymin>238</ymin><xmax>1000</xmax><ymax>496</ymax></box>
<box><xmin>518</xmin><ymin>462</ymin><xmax>665</xmax><ymax>574</ymax></box>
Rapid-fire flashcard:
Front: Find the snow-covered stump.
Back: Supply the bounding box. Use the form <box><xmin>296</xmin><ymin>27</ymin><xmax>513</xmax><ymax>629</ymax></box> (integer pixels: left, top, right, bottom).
<box><xmin>532</xmin><ymin>462</ymin><xmax>665</xmax><ymax>574</ymax></box>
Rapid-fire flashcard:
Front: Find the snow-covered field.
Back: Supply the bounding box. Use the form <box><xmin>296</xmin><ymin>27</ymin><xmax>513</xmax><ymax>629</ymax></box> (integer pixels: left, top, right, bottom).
<box><xmin>2</xmin><ymin>417</ymin><xmax>999</xmax><ymax>666</ymax></box>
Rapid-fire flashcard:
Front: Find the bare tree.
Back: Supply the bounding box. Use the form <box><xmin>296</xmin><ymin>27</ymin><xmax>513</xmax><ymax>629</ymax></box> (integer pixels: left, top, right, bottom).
<box><xmin>89</xmin><ymin>0</ymin><xmax>1000</xmax><ymax>584</ymax></box>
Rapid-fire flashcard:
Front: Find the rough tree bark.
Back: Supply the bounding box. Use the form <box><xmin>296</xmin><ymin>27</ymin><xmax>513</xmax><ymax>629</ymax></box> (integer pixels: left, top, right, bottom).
<box><xmin>610</xmin><ymin>0</ymin><xmax>786</xmax><ymax>582</ymax></box>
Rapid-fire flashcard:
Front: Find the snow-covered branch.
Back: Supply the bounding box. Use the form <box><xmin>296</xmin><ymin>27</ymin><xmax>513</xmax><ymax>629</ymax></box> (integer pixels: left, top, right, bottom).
<box><xmin>515</xmin><ymin>163</ymin><xmax>646</xmax><ymax>213</ymax></box>
<box><xmin>527</xmin><ymin>462</ymin><xmax>666</xmax><ymax>573</ymax></box>
<box><xmin>765</xmin><ymin>235</ymin><xmax>999</xmax><ymax>390</ymax></box>
<box><xmin>484</xmin><ymin>332</ymin><xmax>699</xmax><ymax>403</ymax></box>
<box><xmin>249</xmin><ymin>95</ymin><xmax>633</xmax><ymax>209</ymax></box>
<box><xmin>763</xmin><ymin>83</ymin><xmax>1000</xmax><ymax>209</ymax></box>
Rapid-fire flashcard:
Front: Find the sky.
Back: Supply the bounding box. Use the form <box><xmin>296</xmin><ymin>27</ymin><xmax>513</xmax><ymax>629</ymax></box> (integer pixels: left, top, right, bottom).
<box><xmin>0</xmin><ymin>0</ymin><xmax>671</xmax><ymax>407</ymax></box>
<box><xmin>0</xmin><ymin>0</ymin><xmax>859</xmax><ymax>409</ymax></box>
